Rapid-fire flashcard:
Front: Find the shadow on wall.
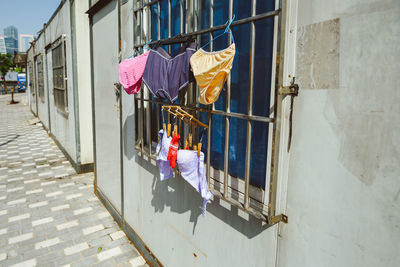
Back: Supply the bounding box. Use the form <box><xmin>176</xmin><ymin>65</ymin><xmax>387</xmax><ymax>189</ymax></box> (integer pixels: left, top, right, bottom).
<box><xmin>124</xmin><ymin>113</ymin><xmax>135</xmax><ymax>160</ymax></box>
<box><xmin>123</xmin><ymin>114</ymin><xmax>270</xmax><ymax>238</ymax></box>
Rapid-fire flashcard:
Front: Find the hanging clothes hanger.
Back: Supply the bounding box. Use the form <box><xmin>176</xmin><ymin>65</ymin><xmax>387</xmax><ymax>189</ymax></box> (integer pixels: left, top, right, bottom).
<box><xmin>151</xmin><ymin>34</ymin><xmax>196</xmax><ymax>48</ymax></box>
<box><xmin>161</xmin><ymin>105</ymin><xmax>208</xmax><ymax>128</ymax></box>
<box><xmin>127</xmin><ymin>39</ymin><xmax>152</xmax><ymax>59</ymax></box>
<box><xmin>200</xmin><ymin>14</ymin><xmax>235</xmax><ymax>50</ymax></box>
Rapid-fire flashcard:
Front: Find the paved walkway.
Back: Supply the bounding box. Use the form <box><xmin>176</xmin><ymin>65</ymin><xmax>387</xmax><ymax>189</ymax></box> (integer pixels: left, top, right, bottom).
<box><xmin>0</xmin><ymin>94</ymin><xmax>147</xmax><ymax>267</ymax></box>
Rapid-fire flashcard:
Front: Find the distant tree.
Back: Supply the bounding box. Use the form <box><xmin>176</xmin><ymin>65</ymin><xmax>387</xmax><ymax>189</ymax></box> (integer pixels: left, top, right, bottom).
<box><xmin>0</xmin><ymin>53</ymin><xmax>15</xmax><ymax>94</ymax></box>
<box><xmin>15</xmin><ymin>66</ymin><xmax>23</xmax><ymax>73</ymax></box>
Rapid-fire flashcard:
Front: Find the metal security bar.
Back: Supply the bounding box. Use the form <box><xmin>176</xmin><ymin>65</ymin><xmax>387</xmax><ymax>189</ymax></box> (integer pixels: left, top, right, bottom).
<box><xmin>132</xmin><ymin>0</ymin><xmax>287</xmax><ymax>224</ymax></box>
<box><xmin>36</xmin><ymin>54</ymin><xmax>45</xmax><ymax>102</ymax></box>
<box><xmin>51</xmin><ymin>35</ymin><xmax>68</xmax><ymax>113</ymax></box>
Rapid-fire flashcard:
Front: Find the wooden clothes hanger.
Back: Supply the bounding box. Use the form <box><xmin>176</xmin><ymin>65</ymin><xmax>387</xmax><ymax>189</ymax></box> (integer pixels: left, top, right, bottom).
<box><xmin>162</xmin><ymin>105</ymin><xmax>206</xmax><ymax>156</ymax></box>
<box><xmin>161</xmin><ymin>105</ymin><xmax>208</xmax><ymax>128</ymax></box>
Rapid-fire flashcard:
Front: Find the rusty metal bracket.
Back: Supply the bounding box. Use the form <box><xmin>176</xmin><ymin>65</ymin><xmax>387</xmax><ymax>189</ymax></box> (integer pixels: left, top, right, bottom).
<box><xmin>278</xmin><ymin>77</ymin><xmax>299</xmax><ymax>152</ymax></box>
<box><xmin>269</xmin><ymin>214</ymin><xmax>288</xmax><ymax>225</ymax></box>
<box><xmin>114</xmin><ymin>82</ymin><xmax>121</xmax><ymax>98</ymax></box>
<box><xmin>278</xmin><ymin>77</ymin><xmax>299</xmax><ymax>96</ymax></box>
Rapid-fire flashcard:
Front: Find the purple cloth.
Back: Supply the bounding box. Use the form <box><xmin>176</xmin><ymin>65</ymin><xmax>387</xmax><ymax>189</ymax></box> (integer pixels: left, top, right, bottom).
<box><xmin>156</xmin><ymin>130</ymin><xmax>173</xmax><ymax>180</ymax></box>
<box><xmin>177</xmin><ymin>150</ymin><xmax>212</xmax><ymax>216</ymax></box>
<box><xmin>142</xmin><ymin>42</ymin><xmax>197</xmax><ymax>102</ymax></box>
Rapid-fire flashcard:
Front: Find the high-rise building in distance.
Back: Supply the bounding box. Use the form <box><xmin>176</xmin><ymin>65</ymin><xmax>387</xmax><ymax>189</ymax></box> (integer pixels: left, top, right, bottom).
<box><xmin>19</xmin><ymin>34</ymin><xmax>34</xmax><ymax>52</ymax></box>
<box><xmin>4</xmin><ymin>25</ymin><xmax>18</xmax><ymax>55</ymax></box>
<box><xmin>0</xmin><ymin>36</ymin><xmax>6</xmax><ymax>55</ymax></box>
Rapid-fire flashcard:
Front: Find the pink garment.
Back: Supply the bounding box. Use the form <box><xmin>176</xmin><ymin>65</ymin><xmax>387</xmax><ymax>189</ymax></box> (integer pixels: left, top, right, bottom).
<box><xmin>119</xmin><ymin>51</ymin><xmax>150</xmax><ymax>94</ymax></box>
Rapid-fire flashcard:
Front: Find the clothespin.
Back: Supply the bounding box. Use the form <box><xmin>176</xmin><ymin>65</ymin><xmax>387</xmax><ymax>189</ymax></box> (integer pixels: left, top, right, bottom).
<box><xmin>193</xmin><ymin>144</ymin><xmax>197</xmax><ymax>152</ymax></box>
<box><xmin>163</xmin><ymin>123</ymin><xmax>166</xmax><ymax>133</ymax></box>
<box><xmin>185</xmin><ymin>139</ymin><xmax>189</xmax><ymax>150</ymax></box>
<box><xmin>173</xmin><ymin>124</ymin><xmax>178</xmax><ymax>136</ymax></box>
<box><xmin>167</xmin><ymin>123</ymin><xmax>171</xmax><ymax>137</ymax></box>
<box><xmin>188</xmin><ymin>134</ymin><xmax>192</xmax><ymax>147</ymax></box>
<box><xmin>197</xmin><ymin>143</ymin><xmax>202</xmax><ymax>157</ymax></box>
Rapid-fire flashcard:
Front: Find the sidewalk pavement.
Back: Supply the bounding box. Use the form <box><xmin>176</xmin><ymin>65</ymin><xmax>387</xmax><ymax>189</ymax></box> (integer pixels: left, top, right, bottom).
<box><xmin>0</xmin><ymin>94</ymin><xmax>147</xmax><ymax>267</ymax></box>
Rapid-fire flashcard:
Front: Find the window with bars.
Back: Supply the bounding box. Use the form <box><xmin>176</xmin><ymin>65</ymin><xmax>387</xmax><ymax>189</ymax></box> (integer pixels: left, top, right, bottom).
<box><xmin>52</xmin><ymin>36</ymin><xmax>68</xmax><ymax>113</ymax></box>
<box><xmin>28</xmin><ymin>61</ymin><xmax>35</xmax><ymax>97</ymax></box>
<box><xmin>132</xmin><ymin>0</ymin><xmax>285</xmax><ymax>223</ymax></box>
<box><xmin>36</xmin><ymin>54</ymin><xmax>45</xmax><ymax>102</ymax></box>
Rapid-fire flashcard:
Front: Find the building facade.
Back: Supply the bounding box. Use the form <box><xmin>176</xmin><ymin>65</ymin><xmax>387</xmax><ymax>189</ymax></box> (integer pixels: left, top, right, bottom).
<box><xmin>0</xmin><ymin>36</ymin><xmax>6</xmax><ymax>54</ymax></box>
<box><xmin>26</xmin><ymin>0</ymin><xmax>93</xmax><ymax>173</ymax></box>
<box><xmin>26</xmin><ymin>0</ymin><xmax>400</xmax><ymax>266</ymax></box>
<box><xmin>19</xmin><ymin>34</ymin><xmax>34</xmax><ymax>52</ymax></box>
<box><xmin>4</xmin><ymin>25</ymin><xmax>18</xmax><ymax>54</ymax></box>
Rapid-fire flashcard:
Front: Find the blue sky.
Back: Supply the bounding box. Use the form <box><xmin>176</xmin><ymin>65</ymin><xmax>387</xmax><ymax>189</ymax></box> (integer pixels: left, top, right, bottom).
<box><xmin>0</xmin><ymin>0</ymin><xmax>62</xmax><ymax>37</ymax></box>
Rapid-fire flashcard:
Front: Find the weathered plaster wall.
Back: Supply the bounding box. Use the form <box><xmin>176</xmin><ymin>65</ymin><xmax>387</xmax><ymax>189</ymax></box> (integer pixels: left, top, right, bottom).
<box><xmin>278</xmin><ymin>1</ymin><xmax>400</xmax><ymax>266</ymax></box>
<box><xmin>296</xmin><ymin>19</ymin><xmax>339</xmax><ymax>89</ymax></box>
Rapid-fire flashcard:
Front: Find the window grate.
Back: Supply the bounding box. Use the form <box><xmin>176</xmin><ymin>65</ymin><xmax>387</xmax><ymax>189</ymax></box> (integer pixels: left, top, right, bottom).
<box><xmin>36</xmin><ymin>54</ymin><xmax>45</xmax><ymax>102</ymax></box>
<box><xmin>28</xmin><ymin>61</ymin><xmax>35</xmax><ymax>98</ymax></box>
<box><xmin>131</xmin><ymin>0</ymin><xmax>286</xmax><ymax>224</ymax></box>
<box><xmin>52</xmin><ymin>36</ymin><xmax>68</xmax><ymax>113</ymax></box>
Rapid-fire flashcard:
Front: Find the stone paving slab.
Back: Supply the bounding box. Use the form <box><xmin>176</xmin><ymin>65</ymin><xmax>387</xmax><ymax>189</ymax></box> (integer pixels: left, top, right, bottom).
<box><xmin>0</xmin><ymin>94</ymin><xmax>148</xmax><ymax>267</ymax></box>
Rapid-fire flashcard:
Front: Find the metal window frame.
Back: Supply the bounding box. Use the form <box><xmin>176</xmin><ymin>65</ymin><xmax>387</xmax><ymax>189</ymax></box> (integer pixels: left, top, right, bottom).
<box><xmin>51</xmin><ymin>35</ymin><xmax>69</xmax><ymax>114</ymax></box>
<box><xmin>132</xmin><ymin>0</ymin><xmax>287</xmax><ymax>225</ymax></box>
<box><xmin>35</xmin><ymin>53</ymin><xmax>45</xmax><ymax>103</ymax></box>
<box><xmin>28</xmin><ymin>60</ymin><xmax>36</xmax><ymax>100</ymax></box>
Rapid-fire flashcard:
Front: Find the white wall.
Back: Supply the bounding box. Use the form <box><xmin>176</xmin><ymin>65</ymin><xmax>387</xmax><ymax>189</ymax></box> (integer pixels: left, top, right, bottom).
<box><xmin>74</xmin><ymin>0</ymin><xmax>93</xmax><ymax>164</ymax></box>
<box><xmin>278</xmin><ymin>1</ymin><xmax>400</xmax><ymax>267</ymax></box>
<box><xmin>26</xmin><ymin>0</ymin><xmax>93</xmax><ymax>169</ymax></box>
<box><xmin>45</xmin><ymin>1</ymin><xmax>77</xmax><ymax>163</ymax></box>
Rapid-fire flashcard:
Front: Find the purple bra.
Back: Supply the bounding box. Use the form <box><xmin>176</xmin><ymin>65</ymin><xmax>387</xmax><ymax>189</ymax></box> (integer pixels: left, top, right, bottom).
<box><xmin>177</xmin><ymin>150</ymin><xmax>212</xmax><ymax>216</ymax></box>
<box><xmin>156</xmin><ymin>130</ymin><xmax>173</xmax><ymax>181</ymax></box>
<box><xmin>142</xmin><ymin>42</ymin><xmax>197</xmax><ymax>102</ymax></box>
<box><xmin>156</xmin><ymin>130</ymin><xmax>212</xmax><ymax>215</ymax></box>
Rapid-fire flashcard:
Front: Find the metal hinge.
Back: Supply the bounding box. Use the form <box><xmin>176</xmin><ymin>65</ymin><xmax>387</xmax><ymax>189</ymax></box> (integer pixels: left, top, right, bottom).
<box><xmin>269</xmin><ymin>214</ymin><xmax>288</xmax><ymax>225</ymax></box>
<box><xmin>279</xmin><ymin>77</ymin><xmax>299</xmax><ymax>96</ymax></box>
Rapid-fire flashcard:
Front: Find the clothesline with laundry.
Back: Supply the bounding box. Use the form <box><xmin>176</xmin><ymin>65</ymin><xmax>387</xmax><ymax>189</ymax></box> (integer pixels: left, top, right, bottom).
<box><xmin>118</xmin><ymin>15</ymin><xmax>236</xmax><ymax>104</ymax></box>
<box><xmin>118</xmin><ymin>15</ymin><xmax>237</xmax><ymax>216</ymax></box>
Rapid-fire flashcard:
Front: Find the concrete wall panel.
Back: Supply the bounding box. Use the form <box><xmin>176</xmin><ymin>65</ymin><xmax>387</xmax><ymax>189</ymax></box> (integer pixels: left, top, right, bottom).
<box><xmin>278</xmin><ymin>1</ymin><xmax>400</xmax><ymax>267</ymax></box>
<box><xmin>74</xmin><ymin>0</ymin><xmax>93</xmax><ymax>164</ymax></box>
<box><xmin>45</xmin><ymin>2</ymin><xmax>77</xmax><ymax>163</ymax></box>
<box><xmin>92</xmin><ymin>0</ymin><xmax>121</xmax><ymax>212</ymax></box>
